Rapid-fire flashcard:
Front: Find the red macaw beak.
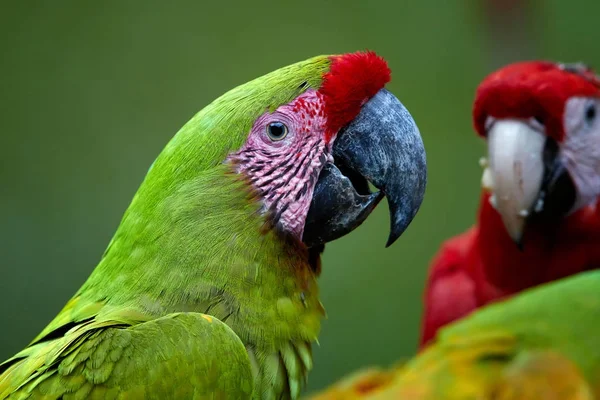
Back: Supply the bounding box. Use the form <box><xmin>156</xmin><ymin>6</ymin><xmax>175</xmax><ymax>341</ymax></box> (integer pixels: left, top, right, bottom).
<box><xmin>484</xmin><ymin>119</ymin><xmax>546</xmax><ymax>245</ymax></box>
<box><xmin>482</xmin><ymin>118</ymin><xmax>576</xmax><ymax>247</ymax></box>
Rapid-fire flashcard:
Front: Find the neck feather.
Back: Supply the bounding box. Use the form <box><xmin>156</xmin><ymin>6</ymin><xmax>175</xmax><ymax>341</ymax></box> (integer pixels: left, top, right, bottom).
<box><xmin>80</xmin><ymin>163</ymin><xmax>324</xmax><ymax>355</ymax></box>
<box><xmin>476</xmin><ymin>191</ymin><xmax>600</xmax><ymax>292</ymax></box>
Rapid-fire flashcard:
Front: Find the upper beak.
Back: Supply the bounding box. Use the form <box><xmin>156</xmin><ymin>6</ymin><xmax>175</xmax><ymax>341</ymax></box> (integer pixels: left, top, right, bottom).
<box><xmin>302</xmin><ymin>89</ymin><xmax>427</xmax><ymax>248</ymax></box>
<box><xmin>485</xmin><ymin>119</ymin><xmax>577</xmax><ymax>246</ymax></box>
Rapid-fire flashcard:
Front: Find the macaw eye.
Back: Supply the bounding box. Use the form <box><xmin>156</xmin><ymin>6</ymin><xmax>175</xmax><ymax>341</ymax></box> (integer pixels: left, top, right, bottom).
<box><xmin>585</xmin><ymin>102</ymin><xmax>596</xmax><ymax>125</ymax></box>
<box><xmin>266</xmin><ymin>122</ymin><xmax>288</xmax><ymax>141</ymax></box>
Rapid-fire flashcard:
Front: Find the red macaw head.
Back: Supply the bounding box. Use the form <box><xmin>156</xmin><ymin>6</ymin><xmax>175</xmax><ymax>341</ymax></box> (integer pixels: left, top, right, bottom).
<box><xmin>473</xmin><ymin>61</ymin><xmax>600</xmax><ymax>245</ymax></box>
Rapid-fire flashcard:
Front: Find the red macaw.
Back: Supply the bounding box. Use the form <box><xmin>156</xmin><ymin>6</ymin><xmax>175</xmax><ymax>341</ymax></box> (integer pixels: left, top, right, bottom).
<box><xmin>420</xmin><ymin>61</ymin><xmax>600</xmax><ymax>348</ymax></box>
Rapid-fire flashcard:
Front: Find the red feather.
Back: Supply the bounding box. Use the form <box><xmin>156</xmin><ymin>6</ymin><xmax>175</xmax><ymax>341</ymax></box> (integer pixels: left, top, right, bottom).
<box><xmin>420</xmin><ymin>193</ymin><xmax>600</xmax><ymax>349</ymax></box>
<box><xmin>473</xmin><ymin>61</ymin><xmax>600</xmax><ymax>141</ymax></box>
<box><xmin>319</xmin><ymin>51</ymin><xmax>391</xmax><ymax>142</ymax></box>
<box><xmin>420</xmin><ymin>61</ymin><xmax>600</xmax><ymax>350</ymax></box>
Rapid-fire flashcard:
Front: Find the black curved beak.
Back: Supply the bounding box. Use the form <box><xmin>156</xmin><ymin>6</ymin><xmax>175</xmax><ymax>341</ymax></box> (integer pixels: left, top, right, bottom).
<box><xmin>302</xmin><ymin>89</ymin><xmax>427</xmax><ymax>248</ymax></box>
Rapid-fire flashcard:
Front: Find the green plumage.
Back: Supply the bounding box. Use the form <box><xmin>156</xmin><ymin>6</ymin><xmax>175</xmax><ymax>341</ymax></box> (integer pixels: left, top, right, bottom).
<box><xmin>0</xmin><ymin>55</ymin><xmax>333</xmax><ymax>399</ymax></box>
<box><xmin>4</xmin><ymin>312</ymin><xmax>252</xmax><ymax>399</ymax></box>
<box><xmin>394</xmin><ymin>270</ymin><xmax>600</xmax><ymax>398</ymax></box>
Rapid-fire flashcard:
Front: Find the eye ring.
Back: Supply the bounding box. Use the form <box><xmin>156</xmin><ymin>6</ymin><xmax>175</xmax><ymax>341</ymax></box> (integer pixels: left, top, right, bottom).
<box><xmin>266</xmin><ymin>121</ymin><xmax>288</xmax><ymax>141</ymax></box>
<box><xmin>585</xmin><ymin>102</ymin><xmax>596</xmax><ymax>125</ymax></box>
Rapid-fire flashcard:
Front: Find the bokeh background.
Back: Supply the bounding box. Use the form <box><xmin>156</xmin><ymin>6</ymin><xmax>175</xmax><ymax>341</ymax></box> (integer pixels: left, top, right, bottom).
<box><xmin>1</xmin><ymin>0</ymin><xmax>599</xmax><ymax>393</ymax></box>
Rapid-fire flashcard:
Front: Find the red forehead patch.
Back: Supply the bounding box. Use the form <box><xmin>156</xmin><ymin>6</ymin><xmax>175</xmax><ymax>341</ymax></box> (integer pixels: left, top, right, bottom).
<box><xmin>473</xmin><ymin>61</ymin><xmax>600</xmax><ymax>141</ymax></box>
<box><xmin>319</xmin><ymin>51</ymin><xmax>391</xmax><ymax>142</ymax></box>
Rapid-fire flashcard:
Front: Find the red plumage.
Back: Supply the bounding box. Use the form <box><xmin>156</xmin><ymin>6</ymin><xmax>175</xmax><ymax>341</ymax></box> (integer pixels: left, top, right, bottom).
<box><xmin>420</xmin><ymin>61</ymin><xmax>600</xmax><ymax>349</ymax></box>
<box><xmin>473</xmin><ymin>61</ymin><xmax>600</xmax><ymax>141</ymax></box>
<box><xmin>320</xmin><ymin>51</ymin><xmax>391</xmax><ymax>142</ymax></box>
<box><xmin>420</xmin><ymin>194</ymin><xmax>600</xmax><ymax>348</ymax></box>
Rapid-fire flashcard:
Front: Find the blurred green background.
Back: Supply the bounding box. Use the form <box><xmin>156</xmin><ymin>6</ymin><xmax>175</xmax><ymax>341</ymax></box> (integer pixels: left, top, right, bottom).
<box><xmin>1</xmin><ymin>0</ymin><xmax>599</xmax><ymax>393</ymax></box>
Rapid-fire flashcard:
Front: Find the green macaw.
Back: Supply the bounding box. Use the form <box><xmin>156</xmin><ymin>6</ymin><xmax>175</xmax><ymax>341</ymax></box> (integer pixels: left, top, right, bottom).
<box><xmin>382</xmin><ymin>269</ymin><xmax>600</xmax><ymax>399</ymax></box>
<box><xmin>0</xmin><ymin>51</ymin><xmax>427</xmax><ymax>399</ymax></box>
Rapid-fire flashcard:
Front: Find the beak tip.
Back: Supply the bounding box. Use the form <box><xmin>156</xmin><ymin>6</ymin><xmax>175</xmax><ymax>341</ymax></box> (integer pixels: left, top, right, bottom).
<box><xmin>385</xmin><ymin>230</ymin><xmax>404</xmax><ymax>248</ymax></box>
<box><xmin>385</xmin><ymin>232</ymin><xmax>399</xmax><ymax>248</ymax></box>
<box><xmin>513</xmin><ymin>235</ymin><xmax>524</xmax><ymax>251</ymax></box>
<box><xmin>503</xmin><ymin>218</ymin><xmax>526</xmax><ymax>252</ymax></box>
<box><xmin>505</xmin><ymin>226</ymin><xmax>524</xmax><ymax>250</ymax></box>
<box><xmin>385</xmin><ymin>199</ymin><xmax>423</xmax><ymax>248</ymax></box>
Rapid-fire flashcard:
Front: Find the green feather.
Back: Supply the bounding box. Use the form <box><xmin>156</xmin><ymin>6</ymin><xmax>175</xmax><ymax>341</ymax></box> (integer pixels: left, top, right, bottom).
<box><xmin>0</xmin><ymin>55</ymin><xmax>334</xmax><ymax>399</ymax></box>
<box><xmin>394</xmin><ymin>270</ymin><xmax>600</xmax><ymax>398</ymax></box>
<box><xmin>3</xmin><ymin>313</ymin><xmax>253</xmax><ymax>399</ymax></box>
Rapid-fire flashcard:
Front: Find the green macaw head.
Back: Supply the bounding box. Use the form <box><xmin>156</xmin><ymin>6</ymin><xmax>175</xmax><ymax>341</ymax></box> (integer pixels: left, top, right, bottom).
<box><xmin>140</xmin><ymin>51</ymin><xmax>427</xmax><ymax>250</ymax></box>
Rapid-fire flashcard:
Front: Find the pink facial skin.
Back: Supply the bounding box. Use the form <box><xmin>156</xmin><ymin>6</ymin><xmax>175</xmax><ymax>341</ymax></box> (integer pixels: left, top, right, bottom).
<box><xmin>229</xmin><ymin>89</ymin><xmax>334</xmax><ymax>239</ymax></box>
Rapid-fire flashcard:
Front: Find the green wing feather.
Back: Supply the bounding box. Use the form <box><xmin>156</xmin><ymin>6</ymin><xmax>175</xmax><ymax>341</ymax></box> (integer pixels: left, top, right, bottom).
<box><xmin>0</xmin><ymin>55</ymin><xmax>337</xmax><ymax>400</ymax></box>
<box><xmin>0</xmin><ymin>309</ymin><xmax>253</xmax><ymax>399</ymax></box>
<box><xmin>390</xmin><ymin>270</ymin><xmax>600</xmax><ymax>399</ymax></box>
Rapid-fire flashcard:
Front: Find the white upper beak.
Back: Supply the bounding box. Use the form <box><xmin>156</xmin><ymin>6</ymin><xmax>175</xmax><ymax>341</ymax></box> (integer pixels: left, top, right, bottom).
<box><xmin>484</xmin><ymin>119</ymin><xmax>546</xmax><ymax>244</ymax></box>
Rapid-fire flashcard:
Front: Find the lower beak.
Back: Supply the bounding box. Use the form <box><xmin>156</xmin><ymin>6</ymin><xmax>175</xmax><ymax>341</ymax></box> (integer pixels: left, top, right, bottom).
<box><xmin>302</xmin><ymin>89</ymin><xmax>427</xmax><ymax>248</ymax></box>
<box><xmin>485</xmin><ymin>119</ymin><xmax>576</xmax><ymax>246</ymax></box>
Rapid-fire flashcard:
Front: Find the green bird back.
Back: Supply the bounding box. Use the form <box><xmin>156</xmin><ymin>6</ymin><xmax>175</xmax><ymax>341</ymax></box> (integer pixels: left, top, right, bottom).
<box><xmin>390</xmin><ymin>270</ymin><xmax>600</xmax><ymax>399</ymax></box>
<box><xmin>0</xmin><ymin>50</ymin><xmax>428</xmax><ymax>400</ymax></box>
<box><xmin>0</xmin><ymin>56</ymin><xmax>332</xmax><ymax>400</ymax></box>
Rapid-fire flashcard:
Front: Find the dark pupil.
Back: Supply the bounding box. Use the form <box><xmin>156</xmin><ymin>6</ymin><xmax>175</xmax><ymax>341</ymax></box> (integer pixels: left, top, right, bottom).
<box><xmin>586</xmin><ymin>104</ymin><xmax>596</xmax><ymax>123</ymax></box>
<box><xmin>269</xmin><ymin>123</ymin><xmax>285</xmax><ymax>138</ymax></box>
